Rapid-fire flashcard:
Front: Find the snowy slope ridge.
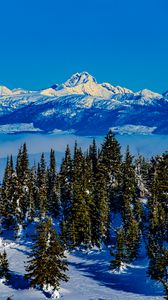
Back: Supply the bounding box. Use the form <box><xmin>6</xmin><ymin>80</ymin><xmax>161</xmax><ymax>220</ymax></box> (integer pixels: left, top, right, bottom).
<box><xmin>0</xmin><ymin>72</ymin><xmax>167</xmax><ymax>135</ymax></box>
<box><xmin>0</xmin><ymin>228</ymin><xmax>163</xmax><ymax>300</ymax></box>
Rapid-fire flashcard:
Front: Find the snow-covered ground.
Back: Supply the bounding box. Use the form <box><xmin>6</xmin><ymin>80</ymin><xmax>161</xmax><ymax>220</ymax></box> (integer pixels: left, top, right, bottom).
<box><xmin>0</xmin><ymin>235</ymin><xmax>164</xmax><ymax>300</ymax></box>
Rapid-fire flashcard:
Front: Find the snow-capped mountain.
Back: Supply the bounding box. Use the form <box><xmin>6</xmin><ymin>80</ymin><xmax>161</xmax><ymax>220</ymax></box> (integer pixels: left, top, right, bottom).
<box><xmin>0</xmin><ymin>85</ymin><xmax>13</xmax><ymax>96</ymax></box>
<box><xmin>41</xmin><ymin>72</ymin><xmax>133</xmax><ymax>98</ymax></box>
<box><xmin>0</xmin><ymin>72</ymin><xmax>167</xmax><ymax>135</ymax></box>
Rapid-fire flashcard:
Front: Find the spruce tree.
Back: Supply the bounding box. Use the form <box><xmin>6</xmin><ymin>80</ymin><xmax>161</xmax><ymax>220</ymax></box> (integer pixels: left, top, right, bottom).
<box><xmin>47</xmin><ymin>149</ymin><xmax>59</xmax><ymax>216</ymax></box>
<box><xmin>125</xmin><ymin>217</ymin><xmax>140</xmax><ymax>262</ymax></box>
<box><xmin>68</xmin><ymin>147</ymin><xmax>92</xmax><ymax>247</ymax></box>
<box><xmin>98</xmin><ymin>130</ymin><xmax>122</xmax><ymax>212</ymax></box>
<box><xmin>37</xmin><ymin>153</ymin><xmax>47</xmax><ymax>219</ymax></box>
<box><xmin>110</xmin><ymin>228</ymin><xmax>127</xmax><ymax>270</ymax></box>
<box><xmin>111</xmin><ymin>218</ymin><xmax>140</xmax><ymax>269</ymax></box>
<box><xmin>0</xmin><ymin>250</ymin><xmax>10</xmax><ymax>282</ymax></box>
<box><xmin>27</xmin><ymin>165</ymin><xmax>37</xmax><ymax>221</ymax></box>
<box><xmin>111</xmin><ymin>147</ymin><xmax>141</xmax><ymax>267</ymax></box>
<box><xmin>122</xmin><ymin>147</ymin><xmax>141</xmax><ymax>262</ymax></box>
<box><xmin>135</xmin><ymin>155</ymin><xmax>150</xmax><ymax>198</ymax></box>
<box><xmin>59</xmin><ymin>145</ymin><xmax>73</xmax><ymax>244</ymax></box>
<box><xmin>0</xmin><ymin>156</ymin><xmax>17</xmax><ymax>228</ymax></box>
<box><xmin>89</xmin><ymin>138</ymin><xmax>98</xmax><ymax>175</ymax></box>
<box><xmin>25</xmin><ymin>218</ymin><xmax>68</xmax><ymax>294</ymax></box>
<box><xmin>60</xmin><ymin>145</ymin><xmax>73</xmax><ymax>220</ymax></box>
<box><xmin>92</xmin><ymin>163</ymin><xmax>110</xmax><ymax>246</ymax></box>
<box><xmin>15</xmin><ymin>143</ymin><xmax>31</xmax><ymax>222</ymax></box>
<box><xmin>121</xmin><ymin>146</ymin><xmax>136</xmax><ymax>223</ymax></box>
<box><xmin>148</xmin><ymin>249</ymin><xmax>168</xmax><ymax>299</ymax></box>
<box><xmin>61</xmin><ymin>143</ymin><xmax>97</xmax><ymax>248</ymax></box>
<box><xmin>147</xmin><ymin>153</ymin><xmax>168</xmax><ymax>299</ymax></box>
<box><xmin>50</xmin><ymin>175</ymin><xmax>61</xmax><ymax>218</ymax></box>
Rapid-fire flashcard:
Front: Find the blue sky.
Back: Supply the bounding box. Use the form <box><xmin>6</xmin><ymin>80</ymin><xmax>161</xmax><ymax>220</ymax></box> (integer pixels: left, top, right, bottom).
<box><xmin>0</xmin><ymin>0</ymin><xmax>167</xmax><ymax>92</ymax></box>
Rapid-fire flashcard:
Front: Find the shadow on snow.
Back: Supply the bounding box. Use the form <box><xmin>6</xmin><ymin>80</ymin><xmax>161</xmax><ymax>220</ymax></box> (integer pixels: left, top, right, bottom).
<box><xmin>68</xmin><ymin>250</ymin><xmax>163</xmax><ymax>297</ymax></box>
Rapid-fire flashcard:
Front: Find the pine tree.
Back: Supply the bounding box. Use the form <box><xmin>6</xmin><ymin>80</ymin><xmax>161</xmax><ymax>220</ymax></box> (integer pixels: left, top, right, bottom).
<box><xmin>25</xmin><ymin>218</ymin><xmax>68</xmax><ymax>294</ymax></box>
<box><xmin>59</xmin><ymin>145</ymin><xmax>73</xmax><ymax>244</ymax></box>
<box><xmin>60</xmin><ymin>145</ymin><xmax>73</xmax><ymax>220</ymax></box>
<box><xmin>111</xmin><ymin>218</ymin><xmax>140</xmax><ymax>269</ymax></box>
<box><xmin>110</xmin><ymin>228</ymin><xmax>127</xmax><ymax>270</ymax></box>
<box><xmin>147</xmin><ymin>153</ymin><xmax>168</xmax><ymax>298</ymax></box>
<box><xmin>0</xmin><ymin>156</ymin><xmax>17</xmax><ymax>228</ymax></box>
<box><xmin>68</xmin><ymin>147</ymin><xmax>92</xmax><ymax>247</ymax></box>
<box><xmin>61</xmin><ymin>143</ymin><xmax>97</xmax><ymax>248</ymax></box>
<box><xmin>92</xmin><ymin>163</ymin><xmax>110</xmax><ymax>246</ymax></box>
<box><xmin>89</xmin><ymin>138</ymin><xmax>98</xmax><ymax>175</ymax></box>
<box><xmin>0</xmin><ymin>250</ymin><xmax>10</xmax><ymax>281</ymax></box>
<box><xmin>98</xmin><ymin>130</ymin><xmax>122</xmax><ymax>212</ymax></box>
<box><xmin>0</xmin><ymin>156</ymin><xmax>11</xmax><ymax>218</ymax></box>
<box><xmin>27</xmin><ymin>165</ymin><xmax>37</xmax><ymax>221</ymax></box>
<box><xmin>148</xmin><ymin>248</ymin><xmax>168</xmax><ymax>299</ymax></box>
<box><xmin>111</xmin><ymin>147</ymin><xmax>141</xmax><ymax>267</ymax></box>
<box><xmin>50</xmin><ymin>175</ymin><xmax>61</xmax><ymax>218</ymax></box>
<box><xmin>135</xmin><ymin>155</ymin><xmax>150</xmax><ymax>198</ymax></box>
<box><xmin>122</xmin><ymin>147</ymin><xmax>141</xmax><ymax>261</ymax></box>
<box><xmin>121</xmin><ymin>146</ymin><xmax>136</xmax><ymax>223</ymax></box>
<box><xmin>125</xmin><ymin>217</ymin><xmax>140</xmax><ymax>262</ymax></box>
<box><xmin>15</xmin><ymin>143</ymin><xmax>31</xmax><ymax>222</ymax></box>
<box><xmin>47</xmin><ymin>149</ymin><xmax>59</xmax><ymax>216</ymax></box>
<box><xmin>37</xmin><ymin>153</ymin><xmax>47</xmax><ymax>219</ymax></box>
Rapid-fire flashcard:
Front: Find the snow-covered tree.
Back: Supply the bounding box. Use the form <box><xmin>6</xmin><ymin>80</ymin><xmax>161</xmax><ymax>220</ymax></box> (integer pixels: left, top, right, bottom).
<box><xmin>0</xmin><ymin>250</ymin><xmax>10</xmax><ymax>282</ymax></box>
<box><xmin>37</xmin><ymin>153</ymin><xmax>47</xmax><ymax>219</ymax></box>
<box><xmin>25</xmin><ymin>218</ymin><xmax>68</xmax><ymax>298</ymax></box>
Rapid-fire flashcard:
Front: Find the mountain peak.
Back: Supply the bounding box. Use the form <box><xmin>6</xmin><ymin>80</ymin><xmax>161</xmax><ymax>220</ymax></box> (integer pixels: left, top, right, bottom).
<box><xmin>64</xmin><ymin>72</ymin><xmax>97</xmax><ymax>87</ymax></box>
<box><xmin>138</xmin><ymin>89</ymin><xmax>162</xmax><ymax>99</ymax></box>
<box><xmin>0</xmin><ymin>85</ymin><xmax>12</xmax><ymax>96</ymax></box>
<box><xmin>46</xmin><ymin>72</ymin><xmax>132</xmax><ymax>98</ymax></box>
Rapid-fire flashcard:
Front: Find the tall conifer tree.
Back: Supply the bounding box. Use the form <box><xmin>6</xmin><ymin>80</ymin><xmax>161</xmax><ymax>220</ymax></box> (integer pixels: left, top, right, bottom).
<box><xmin>25</xmin><ymin>218</ymin><xmax>68</xmax><ymax>295</ymax></box>
<box><xmin>37</xmin><ymin>153</ymin><xmax>47</xmax><ymax>219</ymax></box>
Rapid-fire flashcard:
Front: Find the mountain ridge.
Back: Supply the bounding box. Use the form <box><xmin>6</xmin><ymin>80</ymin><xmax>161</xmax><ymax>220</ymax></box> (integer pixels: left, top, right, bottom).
<box><xmin>0</xmin><ymin>72</ymin><xmax>167</xmax><ymax>135</ymax></box>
